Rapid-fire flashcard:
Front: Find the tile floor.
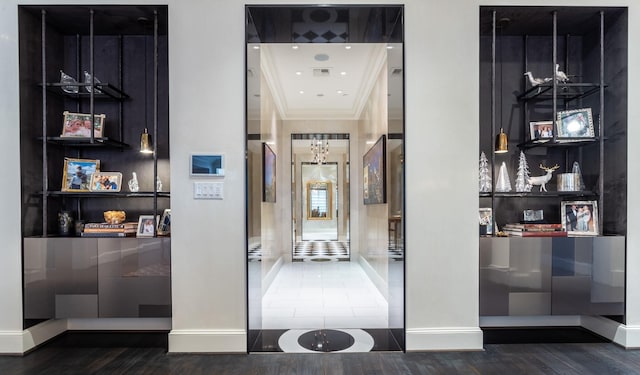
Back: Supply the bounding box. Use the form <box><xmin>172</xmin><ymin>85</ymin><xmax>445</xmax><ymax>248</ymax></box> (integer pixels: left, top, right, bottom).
<box><xmin>262</xmin><ymin>261</ymin><xmax>389</xmax><ymax>329</ymax></box>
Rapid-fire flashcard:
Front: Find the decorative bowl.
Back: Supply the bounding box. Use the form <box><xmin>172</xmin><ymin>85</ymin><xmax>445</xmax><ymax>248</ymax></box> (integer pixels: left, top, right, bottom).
<box><xmin>104</xmin><ymin>210</ymin><xmax>126</xmax><ymax>224</ymax></box>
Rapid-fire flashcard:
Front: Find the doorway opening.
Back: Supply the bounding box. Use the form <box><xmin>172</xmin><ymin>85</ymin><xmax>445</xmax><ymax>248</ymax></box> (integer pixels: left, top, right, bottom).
<box><xmin>246</xmin><ymin>5</ymin><xmax>405</xmax><ymax>353</ymax></box>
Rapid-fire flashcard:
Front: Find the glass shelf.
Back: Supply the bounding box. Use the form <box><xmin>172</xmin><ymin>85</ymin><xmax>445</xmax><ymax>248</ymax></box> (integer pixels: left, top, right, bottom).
<box><xmin>45</xmin><ymin>191</ymin><xmax>170</xmax><ymax>198</ymax></box>
<box><xmin>42</xmin><ymin>137</ymin><xmax>129</xmax><ymax>149</ymax></box>
<box><xmin>517</xmin><ymin>137</ymin><xmax>598</xmax><ymax>150</ymax></box>
<box><xmin>480</xmin><ymin>191</ymin><xmax>596</xmax><ymax>198</ymax></box>
<box><xmin>517</xmin><ymin>82</ymin><xmax>606</xmax><ymax>102</ymax></box>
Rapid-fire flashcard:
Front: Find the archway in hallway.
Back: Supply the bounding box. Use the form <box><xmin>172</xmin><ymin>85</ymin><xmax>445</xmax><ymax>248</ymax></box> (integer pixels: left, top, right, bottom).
<box><xmin>245</xmin><ymin>5</ymin><xmax>405</xmax><ymax>353</ymax></box>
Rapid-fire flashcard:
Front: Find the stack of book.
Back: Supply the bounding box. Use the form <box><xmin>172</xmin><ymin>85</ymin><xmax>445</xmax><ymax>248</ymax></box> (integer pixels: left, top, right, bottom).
<box><xmin>81</xmin><ymin>222</ymin><xmax>138</xmax><ymax>237</ymax></box>
<box><xmin>502</xmin><ymin>223</ymin><xmax>567</xmax><ymax>237</ymax></box>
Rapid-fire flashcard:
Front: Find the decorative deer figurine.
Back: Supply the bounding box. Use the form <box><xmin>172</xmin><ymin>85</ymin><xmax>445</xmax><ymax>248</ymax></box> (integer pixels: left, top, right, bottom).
<box><xmin>527</xmin><ymin>164</ymin><xmax>560</xmax><ymax>192</ymax></box>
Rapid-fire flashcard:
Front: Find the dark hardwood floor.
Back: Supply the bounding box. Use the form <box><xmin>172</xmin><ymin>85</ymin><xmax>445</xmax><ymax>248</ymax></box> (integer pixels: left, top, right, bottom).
<box><xmin>2</xmin><ymin>331</ymin><xmax>640</xmax><ymax>374</ymax></box>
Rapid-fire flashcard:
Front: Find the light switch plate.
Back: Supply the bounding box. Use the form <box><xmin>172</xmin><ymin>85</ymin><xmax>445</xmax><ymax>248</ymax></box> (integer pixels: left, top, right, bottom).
<box><xmin>193</xmin><ymin>181</ymin><xmax>223</xmax><ymax>199</ymax></box>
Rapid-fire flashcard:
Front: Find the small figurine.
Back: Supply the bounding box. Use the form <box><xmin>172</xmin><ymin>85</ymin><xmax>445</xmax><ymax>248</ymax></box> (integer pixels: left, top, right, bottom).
<box><xmin>524</xmin><ymin>71</ymin><xmax>552</xmax><ymax>86</ymax></box>
<box><xmin>83</xmin><ymin>70</ymin><xmax>102</xmax><ymax>93</ymax></box>
<box><xmin>555</xmin><ymin>64</ymin><xmax>570</xmax><ymax>83</ymax></box>
<box><xmin>128</xmin><ymin>172</ymin><xmax>139</xmax><ymax>192</ymax></box>
<box><xmin>527</xmin><ymin>164</ymin><xmax>560</xmax><ymax>192</ymax></box>
<box><xmin>59</xmin><ymin>70</ymin><xmax>78</xmax><ymax>93</ymax></box>
<box><xmin>156</xmin><ymin>176</ymin><xmax>162</xmax><ymax>192</ymax></box>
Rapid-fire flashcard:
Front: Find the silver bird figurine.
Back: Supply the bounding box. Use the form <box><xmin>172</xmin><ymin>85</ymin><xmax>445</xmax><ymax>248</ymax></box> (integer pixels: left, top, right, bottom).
<box><xmin>524</xmin><ymin>71</ymin><xmax>552</xmax><ymax>86</ymax></box>
<box><xmin>555</xmin><ymin>64</ymin><xmax>570</xmax><ymax>83</ymax></box>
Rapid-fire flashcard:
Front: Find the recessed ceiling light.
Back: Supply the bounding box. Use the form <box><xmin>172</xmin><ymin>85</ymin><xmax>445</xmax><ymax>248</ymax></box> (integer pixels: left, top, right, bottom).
<box><xmin>292</xmin><ymin>45</ymin><xmax>299</xmax><ymax>50</ymax></box>
<box><xmin>340</xmin><ymin>71</ymin><xmax>347</xmax><ymax>76</ymax></box>
<box><xmin>337</xmin><ymin>90</ymin><xmax>343</xmax><ymax>94</ymax></box>
<box><xmin>253</xmin><ymin>45</ymin><xmax>260</xmax><ymax>50</ymax></box>
<box><xmin>299</xmin><ymin>90</ymin><xmax>305</xmax><ymax>94</ymax></box>
<box><xmin>345</xmin><ymin>45</ymin><xmax>352</xmax><ymax>50</ymax></box>
<box><xmin>386</xmin><ymin>45</ymin><xmax>393</xmax><ymax>49</ymax></box>
<box><xmin>295</xmin><ymin>71</ymin><xmax>302</xmax><ymax>76</ymax></box>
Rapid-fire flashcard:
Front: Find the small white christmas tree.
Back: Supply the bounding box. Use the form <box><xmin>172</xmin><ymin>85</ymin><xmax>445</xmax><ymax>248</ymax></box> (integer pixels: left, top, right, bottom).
<box><xmin>515</xmin><ymin>151</ymin><xmax>532</xmax><ymax>192</ymax></box>
<box><xmin>479</xmin><ymin>151</ymin><xmax>492</xmax><ymax>192</ymax></box>
<box><xmin>572</xmin><ymin>161</ymin><xmax>585</xmax><ymax>190</ymax></box>
<box><xmin>495</xmin><ymin>161</ymin><xmax>512</xmax><ymax>192</ymax></box>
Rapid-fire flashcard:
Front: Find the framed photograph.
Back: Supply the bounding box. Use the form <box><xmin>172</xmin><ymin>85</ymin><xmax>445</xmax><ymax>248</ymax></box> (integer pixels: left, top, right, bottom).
<box><xmin>157</xmin><ymin>209</ymin><xmax>171</xmax><ymax>235</ymax></box>
<box><xmin>89</xmin><ymin>172</ymin><xmax>123</xmax><ymax>192</ymax></box>
<box><xmin>190</xmin><ymin>154</ymin><xmax>224</xmax><ymax>177</ymax></box>
<box><xmin>363</xmin><ymin>135</ymin><xmax>386</xmax><ymax>205</ymax></box>
<box><xmin>556</xmin><ymin>108</ymin><xmax>595</xmax><ymax>138</ymax></box>
<box><xmin>529</xmin><ymin>120</ymin><xmax>554</xmax><ymax>141</ymax></box>
<box><xmin>61</xmin><ymin>111</ymin><xmax>106</xmax><ymax>138</ymax></box>
<box><xmin>262</xmin><ymin>143</ymin><xmax>276</xmax><ymax>203</ymax></box>
<box><xmin>561</xmin><ymin>200</ymin><xmax>598</xmax><ymax>236</ymax></box>
<box><xmin>62</xmin><ymin>157</ymin><xmax>100</xmax><ymax>192</ymax></box>
<box><xmin>479</xmin><ymin>207</ymin><xmax>494</xmax><ymax>235</ymax></box>
<box><xmin>137</xmin><ymin>215</ymin><xmax>157</xmax><ymax>237</ymax></box>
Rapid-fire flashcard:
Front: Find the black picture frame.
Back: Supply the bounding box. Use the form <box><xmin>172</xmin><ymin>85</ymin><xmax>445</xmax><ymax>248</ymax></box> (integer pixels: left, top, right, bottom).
<box><xmin>363</xmin><ymin>135</ymin><xmax>386</xmax><ymax>205</ymax></box>
<box><xmin>262</xmin><ymin>143</ymin><xmax>276</xmax><ymax>203</ymax></box>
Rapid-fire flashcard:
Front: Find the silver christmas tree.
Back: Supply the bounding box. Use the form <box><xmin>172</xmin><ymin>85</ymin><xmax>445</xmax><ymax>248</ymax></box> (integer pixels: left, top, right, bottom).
<box><xmin>495</xmin><ymin>161</ymin><xmax>512</xmax><ymax>192</ymax></box>
<box><xmin>515</xmin><ymin>151</ymin><xmax>532</xmax><ymax>192</ymax></box>
<box><xmin>479</xmin><ymin>152</ymin><xmax>492</xmax><ymax>192</ymax></box>
<box><xmin>572</xmin><ymin>161</ymin><xmax>585</xmax><ymax>190</ymax></box>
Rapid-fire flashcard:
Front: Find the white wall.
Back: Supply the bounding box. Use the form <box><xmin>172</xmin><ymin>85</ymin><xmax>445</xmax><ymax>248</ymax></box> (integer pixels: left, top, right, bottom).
<box><xmin>1</xmin><ymin>0</ymin><xmax>638</xmax><ymax>354</ymax></box>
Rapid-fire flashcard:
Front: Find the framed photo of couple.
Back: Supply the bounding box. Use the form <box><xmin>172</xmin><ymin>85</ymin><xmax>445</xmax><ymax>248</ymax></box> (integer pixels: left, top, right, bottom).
<box><xmin>561</xmin><ymin>200</ymin><xmax>598</xmax><ymax>236</ymax></box>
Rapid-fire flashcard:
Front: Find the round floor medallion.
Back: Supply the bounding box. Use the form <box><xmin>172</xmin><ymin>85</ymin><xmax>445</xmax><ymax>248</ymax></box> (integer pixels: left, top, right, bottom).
<box><xmin>297</xmin><ymin>329</ymin><xmax>354</xmax><ymax>352</ymax></box>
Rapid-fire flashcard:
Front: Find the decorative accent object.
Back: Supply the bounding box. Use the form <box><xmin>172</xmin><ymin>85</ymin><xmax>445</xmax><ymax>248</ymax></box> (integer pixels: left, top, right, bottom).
<box><xmin>556</xmin><ymin>108</ymin><xmax>595</xmax><ymax>138</ymax></box>
<box><xmin>157</xmin><ymin>209</ymin><xmax>171</xmax><ymax>235</ymax></box>
<box><xmin>311</xmin><ymin>136</ymin><xmax>329</xmax><ymax>165</ymax></box>
<box><xmin>524</xmin><ymin>71</ymin><xmax>552</xmax><ymax>86</ymax></box>
<box><xmin>83</xmin><ymin>70</ymin><xmax>102</xmax><ymax>93</ymax></box>
<box><xmin>557</xmin><ymin>173</ymin><xmax>581</xmax><ymax>191</ymax></box>
<box><xmin>61</xmin><ymin>158</ymin><xmax>100</xmax><ymax>192</ymax></box>
<box><xmin>57</xmin><ymin>210</ymin><xmax>74</xmax><ymax>236</ymax></box>
<box><xmin>140</xmin><ymin>128</ymin><xmax>153</xmax><ymax>153</ymax></box>
<box><xmin>128</xmin><ymin>172</ymin><xmax>139</xmax><ymax>192</ymax></box>
<box><xmin>363</xmin><ymin>135</ymin><xmax>386</xmax><ymax>204</ymax></box>
<box><xmin>90</xmin><ymin>172</ymin><xmax>123</xmax><ymax>192</ymax></box>
<box><xmin>555</xmin><ymin>64</ymin><xmax>570</xmax><ymax>83</ymax></box>
<box><xmin>529</xmin><ymin>120</ymin><xmax>554</xmax><ymax>141</ymax></box>
<box><xmin>479</xmin><ymin>207</ymin><xmax>493</xmax><ymax>235</ymax></box>
<box><xmin>527</xmin><ymin>164</ymin><xmax>560</xmax><ymax>192</ymax></box>
<box><xmin>59</xmin><ymin>70</ymin><xmax>78</xmax><ymax>93</ymax></box>
<box><xmin>74</xmin><ymin>220</ymin><xmax>85</xmax><ymax>236</ymax></box>
<box><xmin>104</xmin><ymin>210</ymin><xmax>126</xmax><ymax>224</ymax></box>
<box><xmin>479</xmin><ymin>152</ymin><xmax>492</xmax><ymax>193</ymax></box>
<box><xmin>307</xmin><ymin>181</ymin><xmax>332</xmax><ymax>220</ymax></box>
<box><xmin>262</xmin><ymin>142</ymin><xmax>277</xmax><ymax>203</ymax></box>
<box><xmin>561</xmin><ymin>200</ymin><xmax>598</xmax><ymax>235</ymax></box>
<box><xmin>137</xmin><ymin>215</ymin><xmax>157</xmax><ymax>237</ymax></box>
<box><xmin>515</xmin><ymin>151</ymin><xmax>532</xmax><ymax>192</ymax></box>
<box><xmin>572</xmin><ymin>161</ymin><xmax>585</xmax><ymax>190</ymax></box>
<box><xmin>61</xmin><ymin>111</ymin><xmax>106</xmax><ymax>138</ymax></box>
<box><xmin>156</xmin><ymin>176</ymin><xmax>163</xmax><ymax>192</ymax></box>
<box><xmin>495</xmin><ymin>161</ymin><xmax>512</xmax><ymax>192</ymax></box>
<box><xmin>523</xmin><ymin>209</ymin><xmax>544</xmax><ymax>222</ymax></box>
<box><xmin>494</xmin><ymin>128</ymin><xmax>508</xmax><ymax>153</ymax></box>
<box><xmin>190</xmin><ymin>154</ymin><xmax>224</xmax><ymax>176</ymax></box>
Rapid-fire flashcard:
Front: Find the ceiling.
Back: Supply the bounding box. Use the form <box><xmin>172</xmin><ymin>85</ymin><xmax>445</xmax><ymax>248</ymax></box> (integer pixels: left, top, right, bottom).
<box><xmin>248</xmin><ymin>43</ymin><xmax>402</xmax><ymax>121</ymax></box>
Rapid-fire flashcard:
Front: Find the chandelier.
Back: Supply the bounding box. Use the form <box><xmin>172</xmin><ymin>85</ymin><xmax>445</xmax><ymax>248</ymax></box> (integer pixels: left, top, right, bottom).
<box><xmin>311</xmin><ymin>137</ymin><xmax>329</xmax><ymax>165</ymax></box>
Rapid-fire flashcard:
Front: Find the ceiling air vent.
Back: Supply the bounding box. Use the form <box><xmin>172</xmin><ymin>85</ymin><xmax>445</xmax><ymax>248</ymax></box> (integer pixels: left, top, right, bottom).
<box><xmin>313</xmin><ymin>68</ymin><xmax>331</xmax><ymax>77</ymax></box>
<box><xmin>391</xmin><ymin>67</ymin><xmax>403</xmax><ymax>76</ymax></box>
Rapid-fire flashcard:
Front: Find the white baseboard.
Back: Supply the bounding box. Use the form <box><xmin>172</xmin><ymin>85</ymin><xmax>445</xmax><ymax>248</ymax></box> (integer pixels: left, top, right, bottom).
<box><xmin>0</xmin><ymin>319</ymin><xmax>67</xmax><ymax>354</ymax></box>
<box><xmin>580</xmin><ymin>315</ymin><xmax>640</xmax><ymax>348</ymax></box>
<box><xmin>358</xmin><ymin>255</ymin><xmax>388</xmax><ymax>299</ymax></box>
<box><xmin>406</xmin><ymin>327</ymin><xmax>483</xmax><ymax>351</ymax></box>
<box><xmin>168</xmin><ymin>329</ymin><xmax>246</xmax><ymax>353</ymax></box>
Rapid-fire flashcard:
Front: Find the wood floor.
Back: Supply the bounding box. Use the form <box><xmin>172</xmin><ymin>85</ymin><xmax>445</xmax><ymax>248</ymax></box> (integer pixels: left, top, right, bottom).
<box><xmin>2</xmin><ymin>332</ymin><xmax>640</xmax><ymax>374</ymax></box>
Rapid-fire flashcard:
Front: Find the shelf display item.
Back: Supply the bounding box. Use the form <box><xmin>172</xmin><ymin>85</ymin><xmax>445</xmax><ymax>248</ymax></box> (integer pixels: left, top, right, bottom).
<box><xmin>556</xmin><ymin>108</ymin><xmax>595</xmax><ymax>138</ymax></box>
<box><xmin>104</xmin><ymin>210</ymin><xmax>126</xmax><ymax>224</ymax></box>
<box><xmin>523</xmin><ymin>209</ymin><xmax>543</xmax><ymax>222</ymax></box>
<box><xmin>479</xmin><ymin>151</ymin><xmax>492</xmax><ymax>192</ymax></box>
<box><xmin>90</xmin><ymin>172</ymin><xmax>123</xmax><ymax>192</ymax></box>
<box><xmin>61</xmin><ymin>158</ymin><xmax>100</xmax><ymax>192</ymax></box>
<box><xmin>515</xmin><ymin>151</ymin><xmax>532</xmax><ymax>192</ymax></box>
<box><xmin>529</xmin><ymin>121</ymin><xmax>554</xmax><ymax>141</ymax></box>
<box><xmin>137</xmin><ymin>215</ymin><xmax>157</xmax><ymax>237</ymax></box>
<box><xmin>572</xmin><ymin>161</ymin><xmax>586</xmax><ymax>190</ymax></box>
<box><xmin>61</xmin><ymin>111</ymin><xmax>106</xmax><ymax>138</ymax></box>
<box><xmin>561</xmin><ymin>200</ymin><xmax>599</xmax><ymax>236</ymax></box>
<box><xmin>524</xmin><ymin>71</ymin><xmax>552</xmax><ymax>86</ymax></box>
<box><xmin>57</xmin><ymin>210</ymin><xmax>74</xmax><ymax>236</ymax></box>
<box><xmin>527</xmin><ymin>164</ymin><xmax>559</xmax><ymax>192</ymax></box>
<box><xmin>156</xmin><ymin>176</ymin><xmax>163</xmax><ymax>192</ymax></box>
<box><xmin>59</xmin><ymin>70</ymin><xmax>78</xmax><ymax>93</ymax></box>
<box><xmin>495</xmin><ymin>161</ymin><xmax>512</xmax><ymax>192</ymax></box>
<box><xmin>157</xmin><ymin>209</ymin><xmax>171</xmax><ymax>235</ymax></box>
<box><xmin>555</xmin><ymin>64</ymin><xmax>570</xmax><ymax>83</ymax></box>
<box><xmin>479</xmin><ymin>207</ymin><xmax>493</xmax><ymax>235</ymax></box>
<box><xmin>83</xmin><ymin>70</ymin><xmax>102</xmax><ymax>93</ymax></box>
<box><xmin>557</xmin><ymin>173</ymin><xmax>580</xmax><ymax>191</ymax></box>
<box><xmin>128</xmin><ymin>172</ymin><xmax>140</xmax><ymax>192</ymax></box>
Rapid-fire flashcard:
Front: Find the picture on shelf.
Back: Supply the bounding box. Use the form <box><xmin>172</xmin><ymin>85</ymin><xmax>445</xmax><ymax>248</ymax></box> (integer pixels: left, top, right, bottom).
<box><xmin>479</xmin><ymin>207</ymin><xmax>494</xmax><ymax>235</ymax></box>
<box><xmin>561</xmin><ymin>200</ymin><xmax>598</xmax><ymax>236</ymax></box>
<box><xmin>556</xmin><ymin>108</ymin><xmax>595</xmax><ymax>138</ymax></box>
<box><xmin>137</xmin><ymin>215</ymin><xmax>158</xmax><ymax>237</ymax></box>
<box><xmin>89</xmin><ymin>172</ymin><xmax>123</xmax><ymax>192</ymax></box>
<box><xmin>363</xmin><ymin>135</ymin><xmax>386</xmax><ymax>205</ymax></box>
<box><xmin>60</xmin><ymin>111</ymin><xmax>106</xmax><ymax>138</ymax></box>
<box><xmin>157</xmin><ymin>209</ymin><xmax>171</xmax><ymax>235</ymax></box>
<box><xmin>61</xmin><ymin>158</ymin><xmax>100</xmax><ymax>192</ymax></box>
<box><xmin>262</xmin><ymin>143</ymin><xmax>276</xmax><ymax>203</ymax></box>
<box><xmin>529</xmin><ymin>120</ymin><xmax>554</xmax><ymax>141</ymax></box>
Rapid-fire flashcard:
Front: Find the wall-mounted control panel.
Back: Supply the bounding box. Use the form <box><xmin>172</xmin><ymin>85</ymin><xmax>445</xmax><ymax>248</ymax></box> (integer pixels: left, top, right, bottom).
<box><xmin>193</xmin><ymin>181</ymin><xmax>223</xmax><ymax>199</ymax></box>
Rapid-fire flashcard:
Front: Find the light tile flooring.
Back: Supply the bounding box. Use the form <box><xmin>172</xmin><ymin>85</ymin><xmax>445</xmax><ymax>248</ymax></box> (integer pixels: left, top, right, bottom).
<box><xmin>262</xmin><ymin>261</ymin><xmax>389</xmax><ymax>329</ymax></box>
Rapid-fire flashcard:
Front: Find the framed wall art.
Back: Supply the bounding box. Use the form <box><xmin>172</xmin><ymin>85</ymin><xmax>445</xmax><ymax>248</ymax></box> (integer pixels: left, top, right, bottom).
<box><xmin>556</xmin><ymin>108</ymin><xmax>595</xmax><ymax>139</ymax></box>
<box><xmin>363</xmin><ymin>135</ymin><xmax>386</xmax><ymax>205</ymax></box>
<box><xmin>262</xmin><ymin>143</ymin><xmax>276</xmax><ymax>203</ymax></box>
<box><xmin>561</xmin><ymin>200</ymin><xmax>598</xmax><ymax>236</ymax></box>
<box><xmin>61</xmin><ymin>111</ymin><xmax>106</xmax><ymax>138</ymax></box>
<box><xmin>61</xmin><ymin>157</ymin><xmax>100</xmax><ymax>192</ymax></box>
<box><xmin>89</xmin><ymin>172</ymin><xmax>122</xmax><ymax>192</ymax></box>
